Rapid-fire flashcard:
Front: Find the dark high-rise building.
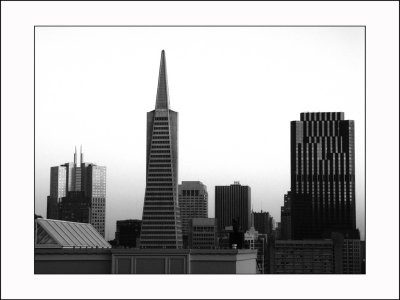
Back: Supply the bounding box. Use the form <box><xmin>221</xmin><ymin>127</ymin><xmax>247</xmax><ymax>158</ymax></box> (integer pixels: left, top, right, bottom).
<box><xmin>115</xmin><ymin>219</ymin><xmax>142</xmax><ymax>248</ymax></box>
<box><xmin>46</xmin><ymin>147</ymin><xmax>106</xmax><ymax>236</ymax></box>
<box><xmin>140</xmin><ymin>50</ymin><xmax>183</xmax><ymax>249</ymax></box>
<box><xmin>252</xmin><ymin>210</ymin><xmax>273</xmax><ymax>235</ymax></box>
<box><xmin>215</xmin><ymin>182</ymin><xmax>251</xmax><ymax>233</ymax></box>
<box><xmin>280</xmin><ymin>191</ymin><xmax>292</xmax><ymax>240</ymax></box>
<box><xmin>178</xmin><ymin>181</ymin><xmax>208</xmax><ymax>247</ymax></box>
<box><xmin>290</xmin><ymin>112</ymin><xmax>358</xmax><ymax>239</ymax></box>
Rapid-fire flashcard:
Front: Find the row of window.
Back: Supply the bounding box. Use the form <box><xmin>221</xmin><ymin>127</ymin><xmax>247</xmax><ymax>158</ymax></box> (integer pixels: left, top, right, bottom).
<box><xmin>150</xmin><ymin>147</ymin><xmax>170</xmax><ymax>150</ymax></box>
<box><xmin>153</xmin><ymin>126</ymin><xmax>169</xmax><ymax>130</ymax></box>
<box><xmin>152</xmin><ymin>141</ymin><xmax>170</xmax><ymax>144</ymax></box>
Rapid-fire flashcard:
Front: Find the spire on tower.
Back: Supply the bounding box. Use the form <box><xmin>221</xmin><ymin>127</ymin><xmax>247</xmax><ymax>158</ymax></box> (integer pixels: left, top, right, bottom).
<box><xmin>74</xmin><ymin>146</ymin><xmax>77</xmax><ymax>165</ymax></box>
<box><xmin>155</xmin><ymin>50</ymin><xmax>170</xmax><ymax>110</ymax></box>
<box><xmin>80</xmin><ymin>144</ymin><xmax>84</xmax><ymax>164</ymax></box>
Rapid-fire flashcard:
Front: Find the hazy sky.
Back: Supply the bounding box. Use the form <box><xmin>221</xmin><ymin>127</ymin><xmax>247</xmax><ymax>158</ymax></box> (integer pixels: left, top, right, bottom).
<box><xmin>34</xmin><ymin>27</ymin><xmax>365</xmax><ymax>240</ymax></box>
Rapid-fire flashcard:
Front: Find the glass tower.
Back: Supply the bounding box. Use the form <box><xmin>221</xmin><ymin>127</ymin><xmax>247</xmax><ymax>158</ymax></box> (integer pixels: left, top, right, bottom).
<box><xmin>140</xmin><ymin>50</ymin><xmax>183</xmax><ymax>249</ymax></box>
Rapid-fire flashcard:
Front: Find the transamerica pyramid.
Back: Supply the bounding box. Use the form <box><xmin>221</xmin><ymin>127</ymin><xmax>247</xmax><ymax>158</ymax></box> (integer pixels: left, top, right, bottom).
<box><xmin>140</xmin><ymin>50</ymin><xmax>183</xmax><ymax>249</ymax></box>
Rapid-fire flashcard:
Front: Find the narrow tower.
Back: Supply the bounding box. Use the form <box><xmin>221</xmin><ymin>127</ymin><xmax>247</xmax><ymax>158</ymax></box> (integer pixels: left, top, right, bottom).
<box><xmin>140</xmin><ymin>50</ymin><xmax>183</xmax><ymax>249</ymax></box>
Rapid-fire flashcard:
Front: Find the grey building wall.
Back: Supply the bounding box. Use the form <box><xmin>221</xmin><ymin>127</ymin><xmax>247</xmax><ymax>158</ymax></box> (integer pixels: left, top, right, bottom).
<box><xmin>34</xmin><ymin>248</ymin><xmax>257</xmax><ymax>274</ymax></box>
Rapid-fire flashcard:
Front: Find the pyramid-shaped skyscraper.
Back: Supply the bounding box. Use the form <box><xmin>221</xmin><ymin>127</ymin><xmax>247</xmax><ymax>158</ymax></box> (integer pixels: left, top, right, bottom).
<box><xmin>140</xmin><ymin>50</ymin><xmax>183</xmax><ymax>249</ymax></box>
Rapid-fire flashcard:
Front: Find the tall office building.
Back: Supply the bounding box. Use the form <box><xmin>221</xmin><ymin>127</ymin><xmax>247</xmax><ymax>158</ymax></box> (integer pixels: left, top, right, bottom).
<box><xmin>290</xmin><ymin>112</ymin><xmax>358</xmax><ymax>239</ymax></box>
<box><xmin>215</xmin><ymin>182</ymin><xmax>251</xmax><ymax>233</ymax></box>
<box><xmin>252</xmin><ymin>210</ymin><xmax>273</xmax><ymax>235</ymax></box>
<box><xmin>178</xmin><ymin>181</ymin><xmax>208</xmax><ymax>247</ymax></box>
<box><xmin>140</xmin><ymin>50</ymin><xmax>183</xmax><ymax>249</ymax></box>
<box><xmin>46</xmin><ymin>146</ymin><xmax>106</xmax><ymax>236</ymax></box>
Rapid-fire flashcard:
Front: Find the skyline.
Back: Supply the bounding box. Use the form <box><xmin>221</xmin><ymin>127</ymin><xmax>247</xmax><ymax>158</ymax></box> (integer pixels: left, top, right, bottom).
<box><xmin>34</xmin><ymin>27</ymin><xmax>365</xmax><ymax>240</ymax></box>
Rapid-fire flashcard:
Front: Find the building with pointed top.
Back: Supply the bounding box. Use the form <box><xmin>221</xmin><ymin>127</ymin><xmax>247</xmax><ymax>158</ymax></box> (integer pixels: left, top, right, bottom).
<box><xmin>46</xmin><ymin>147</ymin><xmax>106</xmax><ymax>236</ymax></box>
<box><xmin>140</xmin><ymin>50</ymin><xmax>183</xmax><ymax>249</ymax></box>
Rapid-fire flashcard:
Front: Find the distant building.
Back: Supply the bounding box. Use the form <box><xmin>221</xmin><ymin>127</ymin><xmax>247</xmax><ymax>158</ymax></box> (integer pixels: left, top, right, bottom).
<box><xmin>274</xmin><ymin>222</ymin><xmax>281</xmax><ymax>240</ymax></box>
<box><xmin>280</xmin><ymin>191</ymin><xmax>292</xmax><ymax>239</ymax></box>
<box><xmin>179</xmin><ymin>181</ymin><xmax>208</xmax><ymax>247</ymax></box>
<box><xmin>115</xmin><ymin>219</ymin><xmax>142</xmax><ymax>248</ymax></box>
<box><xmin>244</xmin><ymin>221</ymin><xmax>268</xmax><ymax>274</ymax></box>
<box><xmin>59</xmin><ymin>191</ymin><xmax>91</xmax><ymax>224</ymax></box>
<box><xmin>140</xmin><ymin>50</ymin><xmax>183</xmax><ymax>249</ymax></box>
<box><xmin>252</xmin><ymin>210</ymin><xmax>273</xmax><ymax>235</ymax></box>
<box><xmin>215</xmin><ymin>182</ymin><xmax>251</xmax><ymax>233</ymax></box>
<box><xmin>46</xmin><ymin>147</ymin><xmax>106</xmax><ymax>236</ymax></box>
<box><xmin>289</xmin><ymin>112</ymin><xmax>359</xmax><ymax>239</ymax></box>
<box><xmin>188</xmin><ymin>218</ymin><xmax>217</xmax><ymax>249</ymax></box>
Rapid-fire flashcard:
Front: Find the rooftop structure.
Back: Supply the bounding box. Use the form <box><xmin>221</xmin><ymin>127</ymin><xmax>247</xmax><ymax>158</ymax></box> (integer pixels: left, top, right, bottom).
<box><xmin>35</xmin><ymin>218</ymin><xmax>111</xmax><ymax>249</ymax></box>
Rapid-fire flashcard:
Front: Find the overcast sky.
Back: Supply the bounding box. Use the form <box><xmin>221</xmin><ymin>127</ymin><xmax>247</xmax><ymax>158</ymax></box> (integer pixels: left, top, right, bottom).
<box><xmin>34</xmin><ymin>26</ymin><xmax>365</xmax><ymax>240</ymax></box>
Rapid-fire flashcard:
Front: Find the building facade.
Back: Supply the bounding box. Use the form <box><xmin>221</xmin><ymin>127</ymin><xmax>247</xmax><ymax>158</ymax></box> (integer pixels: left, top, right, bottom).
<box><xmin>178</xmin><ymin>181</ymin><xmax>208</xmax><ymax>247</ymax></box>
<box><xmin>215</xmin><ymin>182</ymin><xmax>251</xmax><ymax>233</ymax></box>
<box><xmin>46</xmin><ymin>147</ymin><xmax>106</xmax><ymax>236</ymax></box>
<box><xmin>269</xmin><ymin>232</ymin><xmax>362</xmax><ymax>274</ymax></box>
<box><xmin>290</xmin><ymin>112</ymin><xmax>358</xmax><ymax>239</ymax></box>
<box><xmin>271</xmin><ymin>239</ymin><xmax>335</xmax><ymax>274</ymax></box>
<box><xmin>188</xmin><ymin>218</ymin><xmax>217</xmax><ymax>249</ymax></box>
<box><xmin>115</xmin><ymin>219</ymin><xmax>142</xmax><ymax>248</ymax></box>
<box><xmin>140</xmin><ymin>50</ymin><xmax>183</xmax><ymax>249</ymax></box>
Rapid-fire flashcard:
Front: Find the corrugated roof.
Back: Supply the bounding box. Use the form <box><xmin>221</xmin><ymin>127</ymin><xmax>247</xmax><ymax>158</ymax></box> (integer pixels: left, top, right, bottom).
<box><xmin>35</xmin><ymin>219</ymin><xmax>111</xmax><ymax>249</ymax></box>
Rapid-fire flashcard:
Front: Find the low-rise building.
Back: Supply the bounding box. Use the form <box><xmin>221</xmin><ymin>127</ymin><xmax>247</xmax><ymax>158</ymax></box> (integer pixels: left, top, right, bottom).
<box><xmin>115</xmin><ymin>219</ymin><xmax>142</xmax><ymax>248</ymax></box>
<box><xmin>188</xmin><ymin>218</ymin><xmax>217</xmax><ymax>249</ymax></box>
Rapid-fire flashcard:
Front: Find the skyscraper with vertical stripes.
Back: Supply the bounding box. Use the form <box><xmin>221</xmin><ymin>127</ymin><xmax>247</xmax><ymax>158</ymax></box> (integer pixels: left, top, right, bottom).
<box><xmin>290</xmin><ymin>112</ymin><xmax>358</xmax><ymax>239</ymax></box>
<box><xmin>140</xmin><ymin>50</ymin><xmax>183</xmax><ymax>249</ymax></box>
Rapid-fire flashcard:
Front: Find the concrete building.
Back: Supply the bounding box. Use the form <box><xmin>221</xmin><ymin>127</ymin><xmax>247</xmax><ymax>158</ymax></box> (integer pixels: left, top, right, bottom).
<box><xmin>115</xmin><ymin>219</ymin><xmax>142</xmax><ymax>248</ymax></box>
<box><xmin>188</xmin><ymin>218</ymin><xmax>217</xmax><ymax>249</ymax></box>
<box><xmin>178</xmin><ymin>181</ymin><xmax>208</xmax><ymax>247</ymax></box>
<box><xmin>215</xmin><ymin>181</ymin><xmax>251</xmax><ymax>233</ymax></box>
<box><xmin>140</xmin><ymin>50</ymin><xmax>183</xmax><ymax>249</ymax></box>
<box><xmin>290</xmin><ymin>112</ymin><xmax>359</xmax><ymax>239</ymax></box>
<box><xmin>269</xmin><ymin>233</ymin><xmax>363</xmax><ymax>274</ymax></box>
<box><xmin>271</xmin><ymin>239</ymin><xmax>335</xmax><ymax>274</ymax></box>
<box><xmin>35</xmin><ymin>248</ymin><xmax>257</xmax><ymax>274</ymax></box>
<box><xmin>46</xmin><ymin>147</ymin><xmax>107</xmax><ymax>236</ymax></box>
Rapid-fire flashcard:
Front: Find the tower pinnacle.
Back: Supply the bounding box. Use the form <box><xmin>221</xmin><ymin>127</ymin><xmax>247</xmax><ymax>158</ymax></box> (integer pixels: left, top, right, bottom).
<box><xmin>155</xmin><ymin>50</ymin><xmax>170</xmax><ymax>110</ymax></box>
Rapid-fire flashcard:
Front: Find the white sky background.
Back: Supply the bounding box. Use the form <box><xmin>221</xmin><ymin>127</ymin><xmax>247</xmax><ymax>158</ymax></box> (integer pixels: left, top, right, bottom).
<box><xmin>34</xmin><ymin>27</ymin><xmax>365</xmax><ymax>240</ymax></box>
